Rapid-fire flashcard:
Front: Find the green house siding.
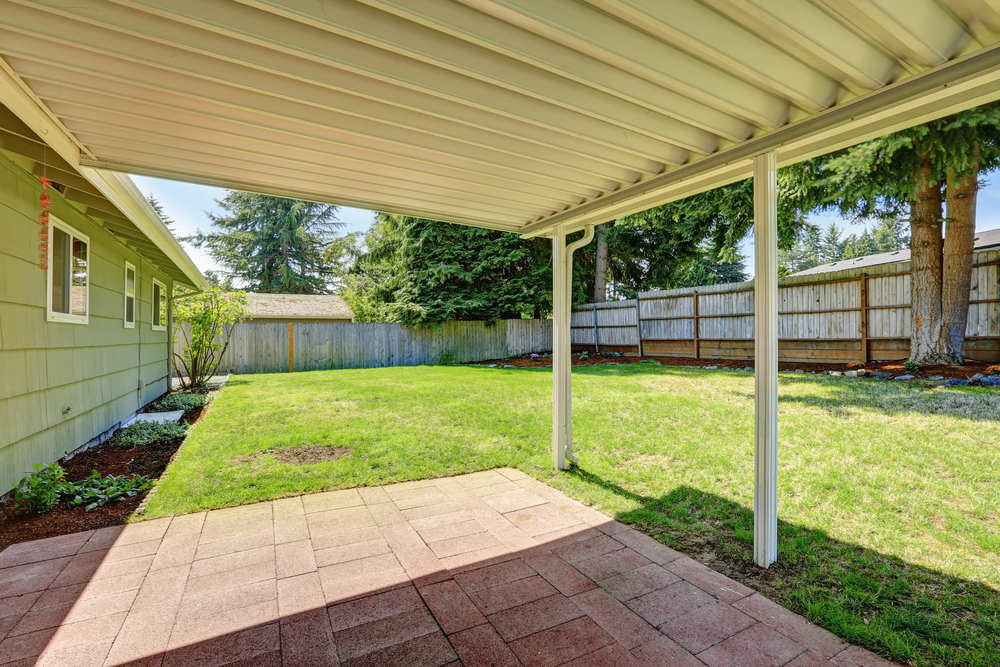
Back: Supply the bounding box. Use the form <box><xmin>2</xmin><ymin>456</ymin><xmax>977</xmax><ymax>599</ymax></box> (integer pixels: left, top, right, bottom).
<box><xmin>0</xmin><ymin>154</ymin><xmax>172</xmax><ymax>490</ymax></box>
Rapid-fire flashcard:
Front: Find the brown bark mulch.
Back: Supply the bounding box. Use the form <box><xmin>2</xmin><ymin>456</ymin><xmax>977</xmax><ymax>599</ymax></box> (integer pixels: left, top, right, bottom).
<box><xmin>0</xmin><ymin>404</ymin><xmax>207</xmax><ymax>552</ymax></box>
<box><xmin>480</xmin><ymin>352</ymin><xmax>997</xmax><ymax>380</ymax></box>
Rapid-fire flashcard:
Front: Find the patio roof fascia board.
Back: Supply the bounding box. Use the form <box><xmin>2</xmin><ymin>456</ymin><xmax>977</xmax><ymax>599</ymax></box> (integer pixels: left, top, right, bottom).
<box><xmin>520</xmin><ymin>42</ymin><xmax>1000</xmax><ymax>237</ymax></box>
<box><xmin>0</xmin><ymin>56</ymin><xmax>207</xmax><ymax>290</ymax></box>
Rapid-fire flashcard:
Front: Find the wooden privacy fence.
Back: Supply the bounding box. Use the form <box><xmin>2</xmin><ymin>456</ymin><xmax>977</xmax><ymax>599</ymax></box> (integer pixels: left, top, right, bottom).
<box><xmin>573</xmin><ymin>248</ymin><xmax>1000</xmax><ymax>363</ymax></box>
<box><xmin>174</xmin><ymin>318</ymin><xmax>552</xmax><ymax>374</ymax></box>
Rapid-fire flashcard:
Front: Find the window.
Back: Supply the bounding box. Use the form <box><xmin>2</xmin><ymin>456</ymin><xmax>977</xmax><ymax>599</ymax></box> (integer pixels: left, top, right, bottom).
<box><xmin>46</xmin><ymin>218</ymin><xmax>89</xmax><ymax>324</ymax></box>
<box><xmin>124</xmin><ymin>262</ymin><xmax>136</xmax><ymax>328</ymax></box>
<box><xmin>152</xmin><ymin>278</ymin><xmax>167</xmax><ymax>331</ymax></box>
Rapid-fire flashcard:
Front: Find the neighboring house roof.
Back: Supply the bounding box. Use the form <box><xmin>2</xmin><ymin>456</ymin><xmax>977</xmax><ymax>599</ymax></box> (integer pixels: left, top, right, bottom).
<box><xmin>246</xmin><ymin>293</ymin><xmax>353</xmax><ymax>320</ymax></box>
<box><xmin>790</xmin><ymin>228</ymin><xmax>1000</xmax><ymax>277</ymax></box>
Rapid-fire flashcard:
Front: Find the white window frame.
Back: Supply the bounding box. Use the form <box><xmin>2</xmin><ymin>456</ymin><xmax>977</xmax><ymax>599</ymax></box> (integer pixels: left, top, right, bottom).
<box><xmin>123</xmin><ymin>261</ymin><xmax>136</xmax><ymax>329</ymax></box>
<box><xmin>46</xmin><ymin>216</ymin><xmax>89</xmax><ymax>325</ymax></box>
<box><xmin>151</xmin><ymin>278</ymin><xmax>167</xmax><ymax>331</ymax></box>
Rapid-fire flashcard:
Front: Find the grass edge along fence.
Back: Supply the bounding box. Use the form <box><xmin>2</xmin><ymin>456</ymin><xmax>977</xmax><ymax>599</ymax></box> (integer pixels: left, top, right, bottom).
<box><xmin>573</xmin><ymin>248</ymin><xmax>1000</xmax><ymax>364</ymax></box>
<box><xmin>174</xmin><ymin>318</ymin><xmax>552</xmax><ymax>375</ymax></box>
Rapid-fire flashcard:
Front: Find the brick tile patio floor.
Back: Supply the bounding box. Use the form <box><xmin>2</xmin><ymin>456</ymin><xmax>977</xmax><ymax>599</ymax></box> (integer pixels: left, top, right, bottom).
<box><xmin>0</xmin><ymin>469</ymin><xmax>896</xmax><ymax>666</ymax></box>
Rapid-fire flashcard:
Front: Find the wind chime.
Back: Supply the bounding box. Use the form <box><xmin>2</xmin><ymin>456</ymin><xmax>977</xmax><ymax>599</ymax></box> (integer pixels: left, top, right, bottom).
<box><xmin>38</xmin><ymin>175</ymin><xmax>51</xmax><ymax>270</ymax></box>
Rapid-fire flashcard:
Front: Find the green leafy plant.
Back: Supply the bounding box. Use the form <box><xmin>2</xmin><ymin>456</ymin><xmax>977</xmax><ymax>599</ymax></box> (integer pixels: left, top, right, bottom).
<box><xmin>150</xmin><ymin>392</ymin><xmax>207</xmax><ymax>413</ymax></box>
<box><xmin>172</xmin><ymin>287</ymin><xmax>249</xmax><ymax>389</ymax></box>
<box><xmin>115</xmin><ymin>420</ymin><xmax>187</xmax><ymax>448</ymax></box>
<box><xmin>11</xmin><ymin>463</ymin><xmax>66</xmax><ymax>514</ymax></box>
<box><xmin>60</xmin><ymin>471</ymin><xmax>153</xmax><ymax>511</ymax></box>
<box><xmin>904</xmin><ymin>360</ymin><xmax>922</xmax><ymax>373</ymax></box>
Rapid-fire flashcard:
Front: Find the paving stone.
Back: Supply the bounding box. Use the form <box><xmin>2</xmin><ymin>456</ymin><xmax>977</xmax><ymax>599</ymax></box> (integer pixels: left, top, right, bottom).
<box><xmin>357</xmin><ymin>486</ymin><xmax>391</xmax><ymax>505</ymax></box>
<box><xmin>427</xmin><ymin>531</ymin><xmax>501</xmax><ymax>558</ymax></box>
<box><xmin>830</xmin><ymin>645</ymin><xmax>898</xmax><ymax>666</ymax></box>
<box><xmin>786</xmin><ymin>650</ymin><xmax>837</xmax><ymax>666</ymax></box>
<box><xmin>698</xmin><ymin>623</ymin><xmax>807</xmax><ymax>666</ymax></box>
<box><xmin>456</xmin><ymin>470</ymin><xmax>510</xmax><ymax>488</ymax></box>
<box><xmin>480</xmin><ymin>489</ymin><xmax>548</xmax><ymax>514</ymax></box>
<box><xmin>574</xmin><ymin>548</ymin><xmax>651</xmax><ymax>581</ymax></box>
<box><xmin>309</xmin><ymin>525</ymin><xmax>383</xmax><ymax>552</ymax></box>
<box><xmin>301</xmin><ymin>489</ymin><xmax>364</xmax><ymax>514</ymax></box>
<box><xmin>306</xmin><ymin>506</ymin><xmax>375</xmax><ymax>535</ymax></box>
<box><xmin>327</xmin><ymin>585</ymin><xmax>425</xmax><ymax>632</ymax></box>
<box><xmin>661</xmin><ymin>601</ymin><xmax>756</xmax><ymax>653</ymax></box>
<box><xmin>319</xmin><ymin>555</ymin><xmax>409</xmax><ymax>605</ymax></box>
<box><xmin>666</xmin><ymin>556</ymin><xmax>754</xmax><ymax>603</ymax></box>
<box><xmin>630</xmin><ymin>635</ymin><xmax>704</xmax><ymax>667</ymax></box>
<box><xmin>598</xmin><ymin>562</ymin><xmax>680</xmax><ymax>602</ymax></box>
<box><xmin>522</xmin><ymin>552</ymin><xmax>596</xmax><ymax>596</ymax></box>
<box><xmin>366</xmin><ymin>502</ymin><xmax>406</xmax><ymax>526</ymax></box>
<box><xmin>279</xmin><ymin>608</ymin><xmax>339</xmax><ymax>667</ymax></box>
<box><xmin>508</xmin><ymin>616</ymin><xmax>615</xmax><ymax>667</ymax></box>
<box><xmin>0</xmin><ymin>557</ymin><xmax>73</xmax><ymax>596</ymax></box>
<box><xmin>277</xmin><ymin>572</ymin><xmax>325</xmax><ymax>617</ymax></box>
<box><xmin>626</xmin><ymin>581</ymin><xmax>716</xmax><ymax>628</ymax></box>
<box><xmin>345</xmin><ymin>629</ymin><xmax>455</xmax><ymax>667</ymax></box>
<box><xmin>453</xmin><ymin>558</ymin><xmax>535</xmax><ymax>593</ymax></box>
<box><xmin>9</xmin><ymin>588</ymin><xmax>135</xmax><ymax>637</ymax></box>
<box><xmin>612</xmin><ymin>528</ymin><xmax>683</xmax><ymax>565</ymax></box>
<box><xmin>734</xmin><ymin>592</ymin><xmax>847</xmax><ymax>658</ymax></box>
<box><xmin>162</xmin><ymin>620</ymin><xmax>280</xmax><ymax>667</ymax></box>
<box><xmin>468</xmin><ymin>480</ymin><xmax>521</xmax><ymax>498</ymax></box>
<box><xmin>551</xmin><ymin>534</ymin><xmax>624</xmax><ymax>564</ymax></box>
<box><xmin>468</xmin><ymin>574</ymin><xmax>557</xmax><ymax>615</ymax></box>
<box><xmin>504</xmin><ymin>503</ymin><xmax>583</xmax><ymax>537</ymax></box>
<box><xmin>333</xmin><ymin>607</ymin><xmax>439</xmax><ymax>661</ymax></box>
<box><xmin>448</xmin><ymin>623</ymin><xmax>520</xmax><ymax>667</ymax></box>
<box><xmin>563</xmin><ymin>641</ymin><xmax>640</xmax><ymax>666</ymax></box>
<box><xmin>419</xmin><ymin>580</ymin><xmax>485</xmax><ymax>633</ymax></box>
<box><xmin>415</xmin><ymin>518</ymin><xmax>482</xmax><ymax>543</ymax></box>
<box><xmin>314</xmin><ymin>538</ymin><xmax>390</xmax><ymax>569</ymax></box>
<box><xmin>570</xmin><ymin>587</ymin><xmax>660</xmax><ymax>649</ymax></box>
<box><xmin>488</xmin><ymin>593</ymin><xmax>584</xmax><ymax>641</ymax></box>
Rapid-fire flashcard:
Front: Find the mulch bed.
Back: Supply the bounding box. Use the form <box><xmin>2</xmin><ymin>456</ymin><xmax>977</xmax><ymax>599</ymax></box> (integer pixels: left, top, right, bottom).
<box><xmin>480</xmin><ymin>353</ymin><xmax>997</xmax><ymax>381</ymax></box>
<box><xmin>0</xmin><ymin>403</ymin><xmax>207</xmax><ymax>553</ymax></box>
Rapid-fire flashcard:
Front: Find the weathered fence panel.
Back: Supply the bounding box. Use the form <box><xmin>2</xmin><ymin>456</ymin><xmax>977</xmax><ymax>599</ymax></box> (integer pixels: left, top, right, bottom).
<box><xmin>573</xmin><ymin>249</ymin><xmax>1000</xmax><ymax>363</ymax></box>
<box><xmin>174</xmin><ymin>318</ymin><xmax>551</xmax><ymax>374</ymax></box>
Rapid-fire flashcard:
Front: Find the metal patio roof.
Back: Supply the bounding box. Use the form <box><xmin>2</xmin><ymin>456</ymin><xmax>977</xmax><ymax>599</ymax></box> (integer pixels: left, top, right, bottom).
<box><xmin>2</xmin><ymin>0</ymin><xmax>1000</xmax><ymax>237</ymax></box>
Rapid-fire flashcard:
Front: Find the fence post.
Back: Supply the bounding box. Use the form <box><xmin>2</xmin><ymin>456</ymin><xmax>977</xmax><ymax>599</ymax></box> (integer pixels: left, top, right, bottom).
<box><xmin>635</xmin><ymin>298</ymin><xmax>643</xmax><ymax>356</ymax></box>
<box><xmin>860</xmin><ymin>274</ymin><xmax>869</xmax><ymax>363</ymax></box>
<box><xmin>692</xmin><ymin>290</ymin><xmax>700</xmax><ymax>360</ymax></box>
<box><xmin>592</xmin><ymin>305</ymin><xmax>600</xmax><ymax>354</ymax></box>
<box><xmin>287</xmin><ymin>321</ymin><xmax>295</xmax><ymax>372</ymax></box>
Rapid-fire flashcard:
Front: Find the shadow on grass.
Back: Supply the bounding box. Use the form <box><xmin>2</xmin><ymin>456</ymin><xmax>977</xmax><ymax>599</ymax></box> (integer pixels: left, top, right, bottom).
<box><xmin>565</xmin><ymin>467</ymin><xmax>1000</xmax><ymax>667</ymax></box>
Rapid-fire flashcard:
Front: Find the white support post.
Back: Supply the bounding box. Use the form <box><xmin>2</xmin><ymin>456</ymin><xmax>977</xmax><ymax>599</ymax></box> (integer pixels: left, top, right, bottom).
<box><xmin>753</xmin><ymin>151</ymin><xmax>779</xmax><ymax>568</ymax></box>
<box><xmin>552</xmin><ymin>227</ymin><xmax>570</xmax><ymax>470</ymax></box>
<box><xmin>551</xmin><ymin>225</ymin><xmax>594</xmax><ymax>470</ymax></box>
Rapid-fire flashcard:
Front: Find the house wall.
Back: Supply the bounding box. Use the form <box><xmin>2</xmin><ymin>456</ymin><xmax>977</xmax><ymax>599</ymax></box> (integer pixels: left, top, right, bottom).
<box><xmin>0</xmin><ymin>154</ymin><xmax>172</xmax><ymax>490</ymax></box>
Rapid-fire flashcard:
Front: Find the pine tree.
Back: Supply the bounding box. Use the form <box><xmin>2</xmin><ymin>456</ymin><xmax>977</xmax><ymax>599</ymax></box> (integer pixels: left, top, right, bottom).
<box><xmin>344</xmin><ymin>213</ymin><xmax>551</xmax><ymax>324</ymax></box>
<box><xmin>794</xmin><ymin>102</ymin><xmax>1000</xmax><ymax>363</ymax></box>
<box><xmin>147</xmin><ymin>194</ymin><xmax>174</xmax><ymax>231</ymax></box>
<box><xmin>185</xmin><ymin>192</ymin><xmax>343</xmax><ymax>294</ymax></box>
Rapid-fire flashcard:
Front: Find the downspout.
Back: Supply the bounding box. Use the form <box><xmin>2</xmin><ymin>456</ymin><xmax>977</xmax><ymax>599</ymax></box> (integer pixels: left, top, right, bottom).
<box><xmin>561</xmin><ymin>225</ymin><xmax>594</xmax><ymax>465</ymax></box>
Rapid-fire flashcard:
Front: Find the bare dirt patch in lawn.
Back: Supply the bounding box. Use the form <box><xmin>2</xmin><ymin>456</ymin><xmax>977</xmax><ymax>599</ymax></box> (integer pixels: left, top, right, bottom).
<box><xmin>239</xmin><ymin>445</ymin><xmax>352</xmax><ymax>465</ymax></box>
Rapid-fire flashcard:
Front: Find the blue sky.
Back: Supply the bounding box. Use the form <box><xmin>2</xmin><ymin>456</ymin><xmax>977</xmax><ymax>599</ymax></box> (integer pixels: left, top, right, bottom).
<box><xmin>132</xmin><ymin>174</ymin><xmax>1000</xmax><ymax>277</ymax></box>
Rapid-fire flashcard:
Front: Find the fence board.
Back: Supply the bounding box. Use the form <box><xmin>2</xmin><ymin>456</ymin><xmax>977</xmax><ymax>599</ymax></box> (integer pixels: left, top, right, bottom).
<box><xmin>574</xmin><ymin>251</ymin><xmax>1000</xmax><ymax>363</ymax></box>
<box><xmin>174</xmin><ymin>318</ymin><xmax>551</xmax><ymax>374</ymax></box>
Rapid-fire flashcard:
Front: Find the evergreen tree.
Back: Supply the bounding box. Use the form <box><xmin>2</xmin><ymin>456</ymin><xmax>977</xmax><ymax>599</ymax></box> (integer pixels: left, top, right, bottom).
<box><xmin>185</xmin><ymin>191</ymin><xmax>343</xmax><ymax>294</ymax></box>
<box><xmin>791</xmin><ymin>102</ymin><xmax>1000</xmax><ymax>363</ymax></box>
<box><xmin>147</xmin><ymin>194</ymin><xmax>174</xmax><ymax>231</ymax></box>
<box><xmin>344</xmin><ymin>213</ymin><xmax>551</xmax><ymax>324</ymax></box>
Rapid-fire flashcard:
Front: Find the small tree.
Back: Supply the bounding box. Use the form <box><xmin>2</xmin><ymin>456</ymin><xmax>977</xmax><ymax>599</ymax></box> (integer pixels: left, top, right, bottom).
<box><xmin>172</xmin><ymin>288</ymin><xmax>249</xmax><ymax>388</ymax></box>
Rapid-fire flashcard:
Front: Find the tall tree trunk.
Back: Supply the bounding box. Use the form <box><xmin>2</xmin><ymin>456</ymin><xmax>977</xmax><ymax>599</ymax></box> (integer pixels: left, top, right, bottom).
<box><xmin>593</xmin><ymin>224</ymin><xmax>609</xmax><ymax>303</ymax></box>
<box><xmin>942</xmin><ymin>164</ymin><xmax>979</xmax><ymax>362</ymax></box>
<box><xmin>908</xmin><ymin>161</ymin><xmax>954</xmax><ymax>363</ymax></box>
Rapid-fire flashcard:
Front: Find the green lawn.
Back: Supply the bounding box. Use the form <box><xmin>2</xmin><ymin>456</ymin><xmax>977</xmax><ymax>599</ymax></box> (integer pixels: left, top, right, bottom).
<box><xmin>144</xmin><ymin>364</ymin><xmax>1000</xmax><ymax>666</ymax></box>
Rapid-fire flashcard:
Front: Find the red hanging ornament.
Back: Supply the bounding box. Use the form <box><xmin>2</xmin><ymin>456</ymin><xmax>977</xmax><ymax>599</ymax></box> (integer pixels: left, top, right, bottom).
<box><xmin>39</xmin><ymin>176</ymin><xmax>51</xmax><ymax>270</ymax></box>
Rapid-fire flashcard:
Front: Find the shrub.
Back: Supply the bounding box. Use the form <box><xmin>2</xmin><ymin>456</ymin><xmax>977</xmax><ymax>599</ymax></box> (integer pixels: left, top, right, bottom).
<box><xmin>903</xmin><ymin>360</ymin><xmax>922</xmax><ymax>373</ymax></box>
<box><xmin>173</xmin><ymin>288</ymin><xmax>249</xmax><ymax>389</ymax></box>
<box><xmin>61</xmin><ymin>471</ymin><xmax>153</xmax><ymax>511</ymax></box>
<box><xmin>115</xmin><ymin>420</ymin><xmax>187</xmax><ymax>448</ymax></box>
<box><xmin>11</xmin><ymin>463</ymin><xmax>66</xmax><ymax>514</ymax></box>
<box><xmin>150</xmin><ymin>392</ymin><xmax>207</xmax><ymax>413</ymax></box>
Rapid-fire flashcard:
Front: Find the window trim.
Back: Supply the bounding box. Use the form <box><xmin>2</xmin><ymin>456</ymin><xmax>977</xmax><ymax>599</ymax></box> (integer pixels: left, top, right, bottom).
<box><xmin>46</xmin><ymin>216</ymin><xmax>90</xmax><ymax>325</ymax></box>
<box><xmin>151</xmin><ymin>278</ymin><xmax>167</xmax><ymax>331</ymax></box>
<box><xmin>123</xmin><ymin>261</ymin><xmax>136</xmax><ymax>329</ymax></box>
